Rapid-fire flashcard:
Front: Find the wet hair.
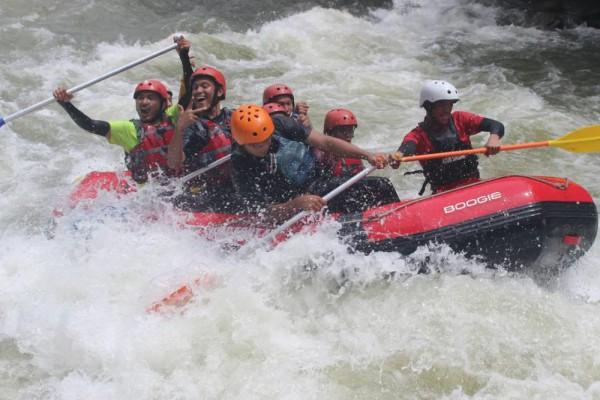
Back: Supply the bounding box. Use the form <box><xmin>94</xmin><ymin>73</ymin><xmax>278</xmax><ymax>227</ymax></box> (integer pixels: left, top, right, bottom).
<box><xmin>423</xmin><ymin>101</ymin><xmax>434</xmax><ymax>112</ymax></box>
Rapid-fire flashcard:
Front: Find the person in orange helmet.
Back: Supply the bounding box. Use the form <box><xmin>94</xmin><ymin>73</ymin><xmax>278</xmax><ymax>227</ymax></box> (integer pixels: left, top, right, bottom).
<box><xmin>229</xmin><ymin>104</ymin><xmax>389</xmax><ymax>223</ymax></box>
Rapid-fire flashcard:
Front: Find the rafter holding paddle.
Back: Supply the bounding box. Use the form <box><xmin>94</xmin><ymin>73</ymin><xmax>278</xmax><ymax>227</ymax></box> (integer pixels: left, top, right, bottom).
<box><xmin>391</xmin><ymin>125</ymin><xmax>600</xmax><ymax>163</ymax></box>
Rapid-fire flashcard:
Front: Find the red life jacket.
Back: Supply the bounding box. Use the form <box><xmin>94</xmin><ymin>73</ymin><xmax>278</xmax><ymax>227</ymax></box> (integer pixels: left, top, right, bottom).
<box><xmin>184</xmin><ymin>118</ymin><xmax>233</xmax><ymax>188</ymax></box>
<box><xmin>191</xmin><ymin>119</ymin><xmax>231</xmax><ymax>167</ymax></box>
<box><xmin>331</xmin><ymin>157</ymin><xmax>364</xmax><ymax>177</ymax></box>
<box><xmin>128</xmin><ymin>118</ymin><xmax>176</xmax><ymax>173</ymax></box>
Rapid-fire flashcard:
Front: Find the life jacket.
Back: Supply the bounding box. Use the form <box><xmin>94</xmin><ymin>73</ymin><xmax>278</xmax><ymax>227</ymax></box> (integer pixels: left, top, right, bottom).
<box><xmin>211</xmin><ymin>107</ymin><xmax>233</xmax><ymax>135</ymax></box>
<box><xmin>190</xmin><ymin>119</ymin><xmax>231</xmax><ymax>168</ymax></box>
<box><xmin>312</xmin><ymin>149</ymin><xmax>363</xmax><ymax>179</ymax></box>
<box><xmin>415</xmin><ymin>117</ymin><xmax>480</xmax><ymax>194</ymax></box>
<box><xmin>185</xmin><ymin>114</ymin><xmax>233</xmax><ymax>189</ymax></box>
<box><xmin>331</xmin><ymin>157</ymin><xmax>364</xmax><ymax>177</ymax></box>
<box><xmin>126</xmin><ymin>117</ymin><xmax>176</xmax><ymax>182</ymax></box>
<box><xmin>274</xmin><ymin>136</ymin><xmax>317</xmax><ymax>187</ymax></box>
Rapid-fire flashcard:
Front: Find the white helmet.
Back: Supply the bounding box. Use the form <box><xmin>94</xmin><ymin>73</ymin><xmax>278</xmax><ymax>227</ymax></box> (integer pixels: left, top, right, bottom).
<box><xmin>419</xmin><ymin>80</ymin><xmax>460</xmax><ymax>107</ymax></box>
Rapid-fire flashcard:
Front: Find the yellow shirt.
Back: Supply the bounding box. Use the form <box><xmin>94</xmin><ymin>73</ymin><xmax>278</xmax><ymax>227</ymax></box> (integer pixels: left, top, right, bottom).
<box><xmin>107</xmin><ymin>105</ymin><xmax>180</xmax><ymax>152</ymax></box>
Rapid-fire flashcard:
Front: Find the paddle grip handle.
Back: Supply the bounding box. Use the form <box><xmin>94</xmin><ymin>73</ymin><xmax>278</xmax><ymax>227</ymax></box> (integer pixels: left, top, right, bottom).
<box><xmin>322</xmin><ymin>165</ymin><xmax>376</xmax><ymax>201</ymax></box>
<box><xmin>180</xmin><ymin>154</ymin><xmax>232</xmax><ymax>184</ymax></box>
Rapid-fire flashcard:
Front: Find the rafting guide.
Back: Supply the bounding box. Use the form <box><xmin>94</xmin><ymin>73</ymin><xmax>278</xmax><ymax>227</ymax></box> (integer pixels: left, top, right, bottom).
<box><xmin>390</xmin><ymin>80</ymin><xmax>505</xmax><ymax>195</ymax></box>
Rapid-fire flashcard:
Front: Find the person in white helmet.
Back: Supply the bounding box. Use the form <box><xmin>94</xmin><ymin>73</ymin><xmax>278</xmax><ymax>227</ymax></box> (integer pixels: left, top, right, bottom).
<box><xmin>390</xmin><ymin>80</ymin><xmax>504</xmax><ymax>194</ymax></box>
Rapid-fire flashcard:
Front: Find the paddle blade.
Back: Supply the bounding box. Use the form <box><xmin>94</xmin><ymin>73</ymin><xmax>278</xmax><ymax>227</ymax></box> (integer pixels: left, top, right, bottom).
<box><xmin>549</xmin><ymin>125</ymin><xmax>600</xmax><ymax>152</ymax></box>
<box><xmin>146</xmin><ymin>273</ymin><xmax>217</xmax><ymax>313</ymax></box>
<box><xmin>0</xmin><ymin>117</ymin><xmax>5</xmax><ymax>128</ymax></box>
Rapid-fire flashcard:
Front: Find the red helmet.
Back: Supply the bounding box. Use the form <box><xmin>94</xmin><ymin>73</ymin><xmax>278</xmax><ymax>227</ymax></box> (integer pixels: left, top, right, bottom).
<box><xmin>133</xmin><ymin>79</ymin><xmax>169</xmax><ymax>102</ymax></box>
<box><xmin>262</xmin><ymin>102</ymin><xmax>287</xmax><ymax>115</ymax></box>
<box><xmin>190</xmin><ymin>65</ymin><xmax>227</xmax><ymax>100</ymax></box>
<box><xmin>262</xmin><ymin>83</ymin><xmax>294</xmax><ymax>105</ymax></box>
<box><xmin>324</xmin><ymin>108</ymin><xmax>358</xmax><ymax>134</ymax></box>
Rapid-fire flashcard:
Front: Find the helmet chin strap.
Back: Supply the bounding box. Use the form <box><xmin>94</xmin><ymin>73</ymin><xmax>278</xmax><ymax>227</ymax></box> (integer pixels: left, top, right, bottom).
<box><xmin>205</xmin><ymin>87</ymin><xmax>223</xmax><ymax>119</ymax></box>
<box><xmin>149</xmin><ymin>101</ymin><xmax>167</xmax><ymax>124</ymax></box>
<box><xmin>209</xmin><ymin>94</ymin><xmax>220</xmax><ymax>114</ymax></box>
<box><xmin>287</xmin><ymin>98</ymin><xmax>295</xmax><ymax>118</ymax></box>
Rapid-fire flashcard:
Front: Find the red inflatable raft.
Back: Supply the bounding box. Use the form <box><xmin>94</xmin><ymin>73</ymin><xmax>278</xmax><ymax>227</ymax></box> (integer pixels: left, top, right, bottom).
<box><xmin>62</xmin><ymin>171</ymin><xmax>598</xmax><ymax>271</ymax></box>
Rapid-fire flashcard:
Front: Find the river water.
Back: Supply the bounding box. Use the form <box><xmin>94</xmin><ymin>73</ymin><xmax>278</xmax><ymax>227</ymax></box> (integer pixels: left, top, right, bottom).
<box><xmin>1</xmin><ymin>0</ymin><xmax>600</xmax><ymax>398</ymax></box>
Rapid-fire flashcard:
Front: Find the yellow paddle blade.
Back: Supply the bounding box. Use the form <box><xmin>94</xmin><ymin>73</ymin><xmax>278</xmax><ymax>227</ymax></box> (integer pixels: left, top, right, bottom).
<box><xmin>549</xmin><ymin>125</ymin><xmax>600</xmax><ymax>152</ymax></box>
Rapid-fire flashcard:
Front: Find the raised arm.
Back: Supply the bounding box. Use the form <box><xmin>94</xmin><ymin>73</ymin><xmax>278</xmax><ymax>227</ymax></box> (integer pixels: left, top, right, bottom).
<box><xmin>175</xmin><ymin>36</ymin><xmax>193</xmax><ymax>108</ymax></box>
<box><xmin>53</xmin><ymin>87</ymin><xmax>110</xmax><ymax>138</ymax></box>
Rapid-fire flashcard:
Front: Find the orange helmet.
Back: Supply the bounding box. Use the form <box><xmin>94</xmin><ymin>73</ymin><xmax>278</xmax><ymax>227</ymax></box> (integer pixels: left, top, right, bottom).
<box><xmin>231</xmin><ymin>104</ymin><xmax>275</xmax><ymax>145</ymax></box>
<box><xmin>323</xmin><ymin>108</ymin><xmax>358</xmax><ymax>134</ymax></box>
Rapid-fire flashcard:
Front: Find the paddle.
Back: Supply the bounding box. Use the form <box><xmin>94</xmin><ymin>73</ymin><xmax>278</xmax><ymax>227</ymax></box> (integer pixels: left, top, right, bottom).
<box><xmin>0</xmin><ymin>37</ymin><xmax>182</xmax><ymax>129</ymax></box>
<box><xmin>147</xmin><ymin>272</ymin><xmax>217</xmax><ymax>313</ymax></box>
<box><xmin>395</xmin><ymin>125</ymin><xmax>600</xmax><ymax>162</ymax></box>
<box><xmin>180</xmin><ymin>154</ymin><xmax>231</xmax><ymax>184</ymax></box>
